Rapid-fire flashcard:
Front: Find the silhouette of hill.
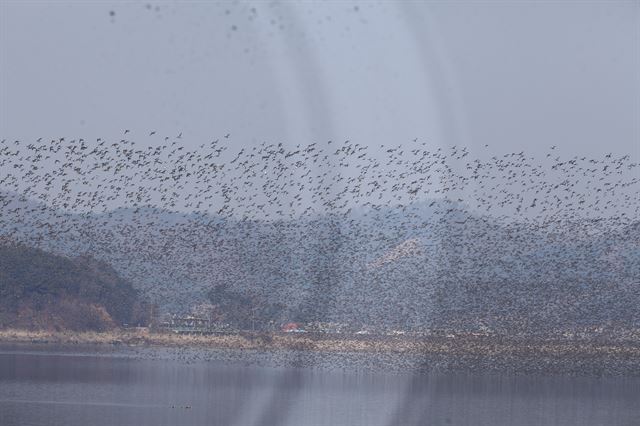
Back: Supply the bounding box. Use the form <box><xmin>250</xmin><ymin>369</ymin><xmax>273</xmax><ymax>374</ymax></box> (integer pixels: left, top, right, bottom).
<box><xmin>0</xmin><ymin>241</ymin><xmax>148</xmax><ymax>331</ymax></box>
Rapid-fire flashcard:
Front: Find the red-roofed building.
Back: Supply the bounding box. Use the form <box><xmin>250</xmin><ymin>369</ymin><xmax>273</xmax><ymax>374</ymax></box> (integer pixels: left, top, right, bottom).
<box><xmin>281</xmin><ymin>322</ymin><xmax>305</xmax><ymax>333</ymax></box>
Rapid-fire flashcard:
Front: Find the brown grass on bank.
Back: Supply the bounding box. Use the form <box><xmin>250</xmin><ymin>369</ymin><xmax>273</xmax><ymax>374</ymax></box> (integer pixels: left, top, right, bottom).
<box><xmin>1</xmin><ymin>328</ymin><xmax>640</xmax><ymax>361</ymax></box>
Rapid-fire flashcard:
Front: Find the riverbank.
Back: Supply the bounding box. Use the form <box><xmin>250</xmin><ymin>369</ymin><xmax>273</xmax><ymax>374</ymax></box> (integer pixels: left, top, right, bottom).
<box><xmin>2</xmin><ymin>328</ymin><xmax>639</xmax><ymax>376</ymax></box>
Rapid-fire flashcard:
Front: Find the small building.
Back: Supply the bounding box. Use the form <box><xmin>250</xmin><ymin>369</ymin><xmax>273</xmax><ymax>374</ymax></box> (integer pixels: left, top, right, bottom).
<box><xmin>162</xmin><ymin>314</ymin><xmax>210</xmax><ymax>334</ymax></box>
<box><xmin>281</xmin><ymin>322</ymin><xmax>305</xmax><ymax>333</ymax></box>
<box><xmin>305</xmin><ymin>321</ymin><xmax>348</xmax><ymax>334</ymax></box>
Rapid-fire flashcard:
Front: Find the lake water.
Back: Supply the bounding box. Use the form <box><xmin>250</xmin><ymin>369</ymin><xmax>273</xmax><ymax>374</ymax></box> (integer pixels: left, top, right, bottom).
<box><xmin>1</xmin><ymin>345</ymin><xmax>639</xmax><ymax>426</ymax></box>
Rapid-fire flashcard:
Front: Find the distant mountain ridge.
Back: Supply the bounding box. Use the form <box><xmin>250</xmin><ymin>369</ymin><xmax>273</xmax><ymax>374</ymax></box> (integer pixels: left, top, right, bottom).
<box><xmin>1</xmin><ymin>191</ymin><xmax>639</xmax><ymax>333</ymax></box>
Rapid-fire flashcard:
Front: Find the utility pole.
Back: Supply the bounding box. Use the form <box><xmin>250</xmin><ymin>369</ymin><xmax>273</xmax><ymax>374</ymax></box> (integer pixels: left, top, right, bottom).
<box><xmin>251</xmin><ymin>306</ymin><xmax>256</xmax><ymax>332</ymax></box>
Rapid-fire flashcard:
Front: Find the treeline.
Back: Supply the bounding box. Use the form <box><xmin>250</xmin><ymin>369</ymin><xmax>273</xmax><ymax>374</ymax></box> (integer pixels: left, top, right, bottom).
<box><xmin>206</xmin><ymin>283</ymin><xmax>285</xmax><ymax>330</ymax></box>
<box><xmin>0</xmin><ymin>242</ymin><xmax>152</xmax><ymax>331</ymax></box>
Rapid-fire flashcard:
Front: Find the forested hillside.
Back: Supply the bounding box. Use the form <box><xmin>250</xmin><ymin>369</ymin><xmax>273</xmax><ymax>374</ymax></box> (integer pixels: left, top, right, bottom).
<box><xmin>2</xmin><ymin>198</ymin><xmax>639</xmax><ymax>334</ymax></box>
<box><xmin>0</xmin><ymin>241</ymin><xmax>148</xmax><ymax>331</ymax></box>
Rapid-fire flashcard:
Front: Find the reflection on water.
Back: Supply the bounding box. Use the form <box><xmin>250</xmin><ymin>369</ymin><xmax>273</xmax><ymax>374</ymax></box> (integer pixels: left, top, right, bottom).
<box><xmin>1</xmin><ymin>346</ymin><xmax>639</xmax><ymax>426</ymax></box>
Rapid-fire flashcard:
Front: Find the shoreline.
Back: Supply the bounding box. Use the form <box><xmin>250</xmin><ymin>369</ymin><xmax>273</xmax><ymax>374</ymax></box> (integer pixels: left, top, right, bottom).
<box><xmin>1</xmin><ymin>328</ymin><xmax>640</xmax><ymax>376</ymax></box>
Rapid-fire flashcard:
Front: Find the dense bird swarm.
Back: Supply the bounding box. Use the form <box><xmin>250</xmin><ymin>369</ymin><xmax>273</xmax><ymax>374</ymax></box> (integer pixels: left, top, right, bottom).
<box><xmin>0</xmin><ymin>134</ymin><xmax>638</xmax><ymax>334</ymax></box>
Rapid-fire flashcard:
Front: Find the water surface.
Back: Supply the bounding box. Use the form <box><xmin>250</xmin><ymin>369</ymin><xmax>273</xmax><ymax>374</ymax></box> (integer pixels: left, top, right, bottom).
<box><xmin>0</xmin><ymin>345</ymin><xmax>638</xmax><ymax>426</ymax></box>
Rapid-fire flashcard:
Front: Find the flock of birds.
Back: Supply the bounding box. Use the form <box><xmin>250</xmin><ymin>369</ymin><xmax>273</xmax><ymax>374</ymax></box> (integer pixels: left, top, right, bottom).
<box><xmin>1</xmin><ymin>132</ymin><xmax>637</xmax><ymax>220</ymax></box>
<box><xmin>0</xmin><ymin>132</ymin><xmax>638</xmax><ymax>330</ymax></box>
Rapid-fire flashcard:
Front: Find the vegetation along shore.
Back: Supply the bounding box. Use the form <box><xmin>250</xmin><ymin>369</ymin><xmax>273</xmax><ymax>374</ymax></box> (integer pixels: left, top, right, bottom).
<box><xmin>2</xmin><ymin>328</ymin><xmax>640</xmax><ymax>377</ymax></box>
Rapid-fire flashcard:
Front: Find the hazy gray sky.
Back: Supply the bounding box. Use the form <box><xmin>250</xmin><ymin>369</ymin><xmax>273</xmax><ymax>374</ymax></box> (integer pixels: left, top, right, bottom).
<box><xmin>1</xmin><ymin>1</ymin><xmax>638</xmax><ymax>159</ymax></box>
